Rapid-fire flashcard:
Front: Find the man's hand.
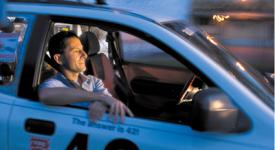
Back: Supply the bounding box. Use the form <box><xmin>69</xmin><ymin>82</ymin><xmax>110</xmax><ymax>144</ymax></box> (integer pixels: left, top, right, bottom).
<box><xmin>109</xmin><ymin>99</ymin><xmax>134</xmax><ymax>123</ymax></box>
<box><xmin>89</xmin><ymin>94</ymin><xmax>134</xmax><ymax>123</ymax></box>
<box><xmin>88</xmin><ymin>101</ymin><xmax>108</xmax><ymax>122</ymax></box>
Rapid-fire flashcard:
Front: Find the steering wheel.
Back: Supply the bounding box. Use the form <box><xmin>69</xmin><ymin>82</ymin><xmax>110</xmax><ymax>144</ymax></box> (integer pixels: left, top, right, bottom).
<box><xmin>178</xmin><ymin>75</ymin><xmax>200</xmax><ymax>104</ymax></box>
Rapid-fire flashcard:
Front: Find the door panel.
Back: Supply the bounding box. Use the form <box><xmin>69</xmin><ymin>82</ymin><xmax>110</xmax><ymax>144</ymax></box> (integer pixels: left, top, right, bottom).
<box><xmin>130</xmin><ymin>78</ymin><xmax>183</xmax><ymax>99</ymax></box>
<box><xmin>9</xmin><ymin>98</ymin><xmax>89</xmax><ymax>149</ymax></box>
<box><xmin>0</xmin><ymin>93</ymin><xmax>14</xmax><ymax>150</ymax></box>
<box><xmin>8</xmin><ymin>98</ymin><xmax>139</xmax><ymax>150</ymax></box>
<box><xmin>8</xmin><ymin>98</ymin><xmax>259</xmax><ymax>150</ymax></box>
<box><xmin>124</xmin><ymin>64</ymin><xmax>192</xmax><ymax>85</ymax></box>
<box><xmin>123</xmin><ymin>63</ymin><xmax>192</xmax><ymax>113</ymax></box>
<box><xmin>9</xmin><ymin>104</ymin><xmax>76</xmax><ymax>149</ymax></box>
<box><xmin>119</xmin><ymin>31</ymin><xmax>193</xmax><ymax>116</ymax></box>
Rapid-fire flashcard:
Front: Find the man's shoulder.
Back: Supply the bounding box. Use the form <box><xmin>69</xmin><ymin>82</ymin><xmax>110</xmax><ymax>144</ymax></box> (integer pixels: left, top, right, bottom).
<box><xmin>81</xmin><ymin>73</ymin><xmax>101</xmax><ymax>82</ymax></box>
<box><xmin>42</xmin><ymin>73</ymin><xmax>63</xmax><ymax>83</ymax></box>
<box><xmin>39</xmin><ymin>73</ymin><xmax>67</xmax><ymax>89</ymax></box>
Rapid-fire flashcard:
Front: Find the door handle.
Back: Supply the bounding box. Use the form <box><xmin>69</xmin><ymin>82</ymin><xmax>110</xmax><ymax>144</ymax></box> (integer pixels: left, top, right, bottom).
<box><xmin>25</xmin><ymin>118</ymin><xmax>55</xmax><ymax>135</ymax></box>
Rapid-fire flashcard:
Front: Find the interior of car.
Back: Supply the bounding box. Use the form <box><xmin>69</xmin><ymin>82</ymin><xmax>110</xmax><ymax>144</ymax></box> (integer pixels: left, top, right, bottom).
<box><xmin>33</xmin><ymin>19</ymin><xmax>199</xmax><ymax>125</ymax></box>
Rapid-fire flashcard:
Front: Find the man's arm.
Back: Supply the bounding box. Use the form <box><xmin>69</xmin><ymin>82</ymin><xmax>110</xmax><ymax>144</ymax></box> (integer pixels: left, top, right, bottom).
<box><xmin>38</xmin><ymin>87</ymin><xmax>113</xmax><ymax>106</ymax></box>
<box><xmin>39</xmin><ymin>87</ymin><xmax>134</xmax><ymax>123</ymax></box>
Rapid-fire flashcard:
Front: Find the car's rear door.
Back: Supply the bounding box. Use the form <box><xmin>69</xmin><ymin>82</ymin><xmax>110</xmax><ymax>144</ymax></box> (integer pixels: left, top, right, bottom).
<box><xmin>0</xmin><ymin>94</ymin><xmax>13</xmax><ymax>150</ymax></box>
<box><xmin>0</xmin><ymin>13</ymin><xmax>31</xmax><ymax>150</ymax></box>
<box><xmin>9</xmin><ymin>99</ymin><xmax>97</xmax><ymax>149</ymax></box>
<box><xmin>3</xmin><ymin>13</ymin><xmax>92</xmax><ymax>149</ymax></box>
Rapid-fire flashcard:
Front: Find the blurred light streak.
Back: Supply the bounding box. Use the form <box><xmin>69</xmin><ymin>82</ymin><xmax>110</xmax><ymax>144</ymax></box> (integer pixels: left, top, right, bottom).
<box><xmin>210</xmin><ymin>100</ymin><xmax>225</xmax><ymax>110</ymax></box>
<box><xmin>236</xmin><ymin>62</ymin><xmax>246</xmax><ymax>71</ymax></box>
<box><xmin>206</xmin><ymin>35</ymin><xmax>218</xmax><ymax>46</ymax></box>
<box><xmin>212</xmin><ymin>15</ymin><xmax>230</xmax><ymax>22</ymax></box>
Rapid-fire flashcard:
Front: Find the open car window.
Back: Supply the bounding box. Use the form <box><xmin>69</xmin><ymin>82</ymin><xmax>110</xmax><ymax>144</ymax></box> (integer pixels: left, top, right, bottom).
<box><xmin>120</xmin><ymin>32</ymin><xmax>184</xmax><ymax>69</ymax></box>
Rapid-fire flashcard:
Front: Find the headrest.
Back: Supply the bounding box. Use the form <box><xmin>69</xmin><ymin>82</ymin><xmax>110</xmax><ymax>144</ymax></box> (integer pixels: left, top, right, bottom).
<box><xmin>80</xmin><ymin>31</ymin><xmax>100</xmax><ymax>56</ymax></box>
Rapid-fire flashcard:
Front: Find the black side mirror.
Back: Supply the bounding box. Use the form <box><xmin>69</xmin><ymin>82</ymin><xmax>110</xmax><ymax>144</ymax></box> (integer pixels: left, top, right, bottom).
<box><xmin>191</xmin><ymin>88</ymin><xmax>250</xmax><ymax>133</ymax></box>
<box><xmin>0</xmin><ymin>17</ymin><xmax>14</xmax><ymax>33</ymax></box>
<box><xmin>0</xmin><ymin>63</ymin><xmax>14</xmax><ymax>84</ymax></box>
<box><xmin>264</xmin><ymin>73</ymin><xmax>274</xmax><ymax>87</ymax></box>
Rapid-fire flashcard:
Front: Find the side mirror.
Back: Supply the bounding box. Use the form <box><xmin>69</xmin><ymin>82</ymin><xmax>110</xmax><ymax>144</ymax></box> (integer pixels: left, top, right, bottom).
<box><xmin>0</xmin><ymin>17</ymin><xmax>14</xmax><ymax>33</ymax></box>
<box><xmin>0</xmin><ymin>63</ymin><xmax>14</xmax><ymax>84</ymax></box>
<box><xmin>264</xmin><ymin>72</ymin><xmax>274</xmax><ymax>87</ymax></box>
<box><xmin>191</xmin><ymin>88</ymin><xmax>250</xmax><ymax>133</ymax></box>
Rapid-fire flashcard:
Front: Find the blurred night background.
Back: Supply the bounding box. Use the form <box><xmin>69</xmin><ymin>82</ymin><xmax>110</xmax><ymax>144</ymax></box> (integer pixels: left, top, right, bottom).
<box><xmin>101</xmin><ymin>0</ymin><xmax>274</xmax><ymax>74</ymax></box>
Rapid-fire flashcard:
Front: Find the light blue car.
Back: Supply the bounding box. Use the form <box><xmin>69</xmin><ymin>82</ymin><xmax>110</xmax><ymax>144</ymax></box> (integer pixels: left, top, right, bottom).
<box><xmin>0</xmin><ymin>0</ymin><xmax>273</xmax><ymax>150</ymax></box>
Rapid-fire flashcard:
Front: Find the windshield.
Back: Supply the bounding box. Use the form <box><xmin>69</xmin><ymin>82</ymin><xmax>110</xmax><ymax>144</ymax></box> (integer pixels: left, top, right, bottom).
<box><xmin>163</xmin><ymin>20</ymin><xmax>274</xmax><ymax>110</ymax></box>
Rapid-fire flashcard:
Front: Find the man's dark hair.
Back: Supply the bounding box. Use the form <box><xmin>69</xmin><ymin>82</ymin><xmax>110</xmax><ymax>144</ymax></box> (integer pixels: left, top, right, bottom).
<box><xmin>48</xmin><ymin>31</ymin><xmax>79</xmax><ymax>58</ymax></box>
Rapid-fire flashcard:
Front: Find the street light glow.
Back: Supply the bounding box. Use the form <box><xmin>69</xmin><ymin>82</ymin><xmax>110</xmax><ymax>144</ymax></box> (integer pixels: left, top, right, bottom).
<box><xmin>236</xmin><ymin>62</ymin><xmax>246</xmax><ymax>71</ymax></box>
<box><xmin>206</xmin><ymin>35</ymin><xmax>218</xmax><ymax>46</ymax></box>
<box><xmin>212</xmin><ymin>15</ymin><xmax>230</xmax><ymax>23</ymax></box>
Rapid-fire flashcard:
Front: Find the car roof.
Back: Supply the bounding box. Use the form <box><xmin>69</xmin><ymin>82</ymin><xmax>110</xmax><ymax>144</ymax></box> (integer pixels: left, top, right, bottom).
<box><xmin>8</xmin><ymin>0</ymin><xmax>100</xmax><ymax>7</ymax></box>
<box><xmin>7</xmin><ymin>0</ymin><xmax>162</xmax><ymax>24</ymax></box>
<box><xmin>7</xmin><ymin>0</ymin><xmax>191</xmax><ymax>22</ymax></box>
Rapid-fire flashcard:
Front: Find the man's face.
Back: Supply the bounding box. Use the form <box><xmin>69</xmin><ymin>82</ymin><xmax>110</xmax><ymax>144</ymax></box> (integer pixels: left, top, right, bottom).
<box><xmin>61</xmin><ymin>37</ymin><xmax>87</xmax><ymax>73</ymax></box>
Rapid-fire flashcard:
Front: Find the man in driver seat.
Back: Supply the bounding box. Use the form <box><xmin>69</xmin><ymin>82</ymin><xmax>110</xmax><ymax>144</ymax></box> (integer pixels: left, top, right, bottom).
<box><xmin>38</xmin><ymin>31</ymin><xmax>133</xmax><ymax>123</ymax></box>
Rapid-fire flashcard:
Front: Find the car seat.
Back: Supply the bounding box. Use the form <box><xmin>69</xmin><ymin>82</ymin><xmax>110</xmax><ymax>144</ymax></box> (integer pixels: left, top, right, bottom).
<box><xmin>80</xmin><ymin>31</ymin><xmax>116</xmax><ymax>96</ymax></box>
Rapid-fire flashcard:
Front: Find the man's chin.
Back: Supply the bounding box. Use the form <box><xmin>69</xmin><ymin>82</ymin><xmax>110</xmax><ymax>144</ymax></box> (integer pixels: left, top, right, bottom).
<box><xmin>81</xmin><ymin>67</ymin><xmax>87</xmax><ymax>72</ymax></box>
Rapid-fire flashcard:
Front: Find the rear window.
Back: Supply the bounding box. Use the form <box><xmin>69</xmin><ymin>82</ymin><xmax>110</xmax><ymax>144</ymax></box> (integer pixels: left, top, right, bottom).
<box><xmin>0</xmin><ymin>17</ymin><xmax>28</xmax><ymax>85</ymax></box>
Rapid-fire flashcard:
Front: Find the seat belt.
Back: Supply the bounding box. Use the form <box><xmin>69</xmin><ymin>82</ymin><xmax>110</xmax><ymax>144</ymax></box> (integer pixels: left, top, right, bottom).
<box><xmin>89</xmin><ymin>55</ymin><xmax>105</xmax><ymax>79</ymax></box>
<box><xmin>106</xmin><ymin>32</ymin><xmax>134</xmax><ymax>106</ymax></box>
<box><xmin>44</xmin><ymin>54</ymin><xmax>62</xmax><ymax>73</ymax></box>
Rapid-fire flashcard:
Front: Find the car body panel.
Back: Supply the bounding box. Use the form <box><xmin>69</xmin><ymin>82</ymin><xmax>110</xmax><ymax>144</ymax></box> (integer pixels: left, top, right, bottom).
<box><xmin>0</xmin><ymin>93</ymin><xmax>14</xmax><ymax>150</ymax></box>
<box><xmin>8</xmin><ymin>97</ymin><xmax>272</xmax><ymax>150</ymax></box>
<box><xmin>0</xmin><ymin>13</ymin><xmax>34</xmax><ymax>96</ymax></box>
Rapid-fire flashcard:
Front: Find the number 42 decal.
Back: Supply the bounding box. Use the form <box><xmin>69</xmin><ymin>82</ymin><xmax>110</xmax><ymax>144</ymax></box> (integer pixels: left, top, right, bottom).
<box><xmin>66</xmin><ymin>133</ymin><xmax>88</xmax><ymax>150</ymax></box>
<box><xmin>66</xmin><ymin>125</ymin><xmax>140</xmax><ymax>150</ymax></box>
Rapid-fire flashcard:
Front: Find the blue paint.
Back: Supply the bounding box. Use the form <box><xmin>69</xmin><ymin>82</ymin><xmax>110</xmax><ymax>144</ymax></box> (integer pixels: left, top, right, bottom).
<box><xmin>0</xmin><ymin>0</ymin><xmax>6</xmax><ymax>22</ymax></box>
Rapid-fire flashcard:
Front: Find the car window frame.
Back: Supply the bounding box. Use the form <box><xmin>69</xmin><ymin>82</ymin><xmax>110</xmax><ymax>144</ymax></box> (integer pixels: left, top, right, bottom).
<box><xmin>0</xmin><ymin>13</ymin><xmax>34</xmax><ymax>96</ymax></box>
<box><xmin>17</xmin><ymin>15</ymin><xmax>51</xmax><ymax>100</ymax></box>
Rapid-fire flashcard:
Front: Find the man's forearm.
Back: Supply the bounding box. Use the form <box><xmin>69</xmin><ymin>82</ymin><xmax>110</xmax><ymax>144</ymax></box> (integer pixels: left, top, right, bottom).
<box><xmin>39</xmin><ymin>87</ymin><xmax>95</xmax><ymax>105</ymax></box>
<box><xmin>38</xmin><ymin>87</ymin><xmax>115</xmax><ymax>106</ymax></box>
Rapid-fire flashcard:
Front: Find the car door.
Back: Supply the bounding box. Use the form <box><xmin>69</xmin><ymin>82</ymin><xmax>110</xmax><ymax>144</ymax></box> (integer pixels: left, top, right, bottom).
<box><xmin>4</xmin><ymin>14</ymin><xmax>97</xmax><ymax>150</ymax></box>
<box><xmin>5</xmin><ymin>13</ymin><xmax>143</xmax><ymax>150</ymax></box>
<box><xmin>9</xmin><ymin>99</ymin><xmax>118</xmax><ymax>150</ymax></box>
<box><xmin>0</xmin><ymin>14</ymin><xmax>30</xmax><ymax>150</ymax></box>
<box><xmin>0</xmin><ymin>5</ymin><xmax>15</xmax><ymax>149</ymax></box>
<box><xmin>0</xmin><ymin>94</ymin><xmax>13</xmax><ymax>150</ymax></box>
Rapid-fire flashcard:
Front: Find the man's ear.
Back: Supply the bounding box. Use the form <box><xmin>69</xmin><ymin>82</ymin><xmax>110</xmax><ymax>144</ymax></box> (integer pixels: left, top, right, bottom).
<box><xmin>53</xmin><ymin>54</ymin><xmax>62</xmax><ymax>65</ymax></box>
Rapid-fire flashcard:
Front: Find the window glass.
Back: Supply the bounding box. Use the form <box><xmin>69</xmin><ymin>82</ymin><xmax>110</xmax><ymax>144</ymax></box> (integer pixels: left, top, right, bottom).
<box><xmin>120</xmin><ymin>32</ymin><xmax>184</xmax><ymax>69</ymax></box>
<box><xmin>0</xmin><ymin>17</ymin><xmax>28</xmax><ymax>85</ymax></box>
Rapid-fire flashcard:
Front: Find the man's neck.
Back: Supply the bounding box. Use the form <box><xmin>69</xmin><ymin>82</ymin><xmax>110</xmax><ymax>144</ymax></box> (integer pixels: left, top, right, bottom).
<box><xmin>62</xmin><ymin>69</ymin><xmax>79</xmax><ymax>82</ymax></box>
